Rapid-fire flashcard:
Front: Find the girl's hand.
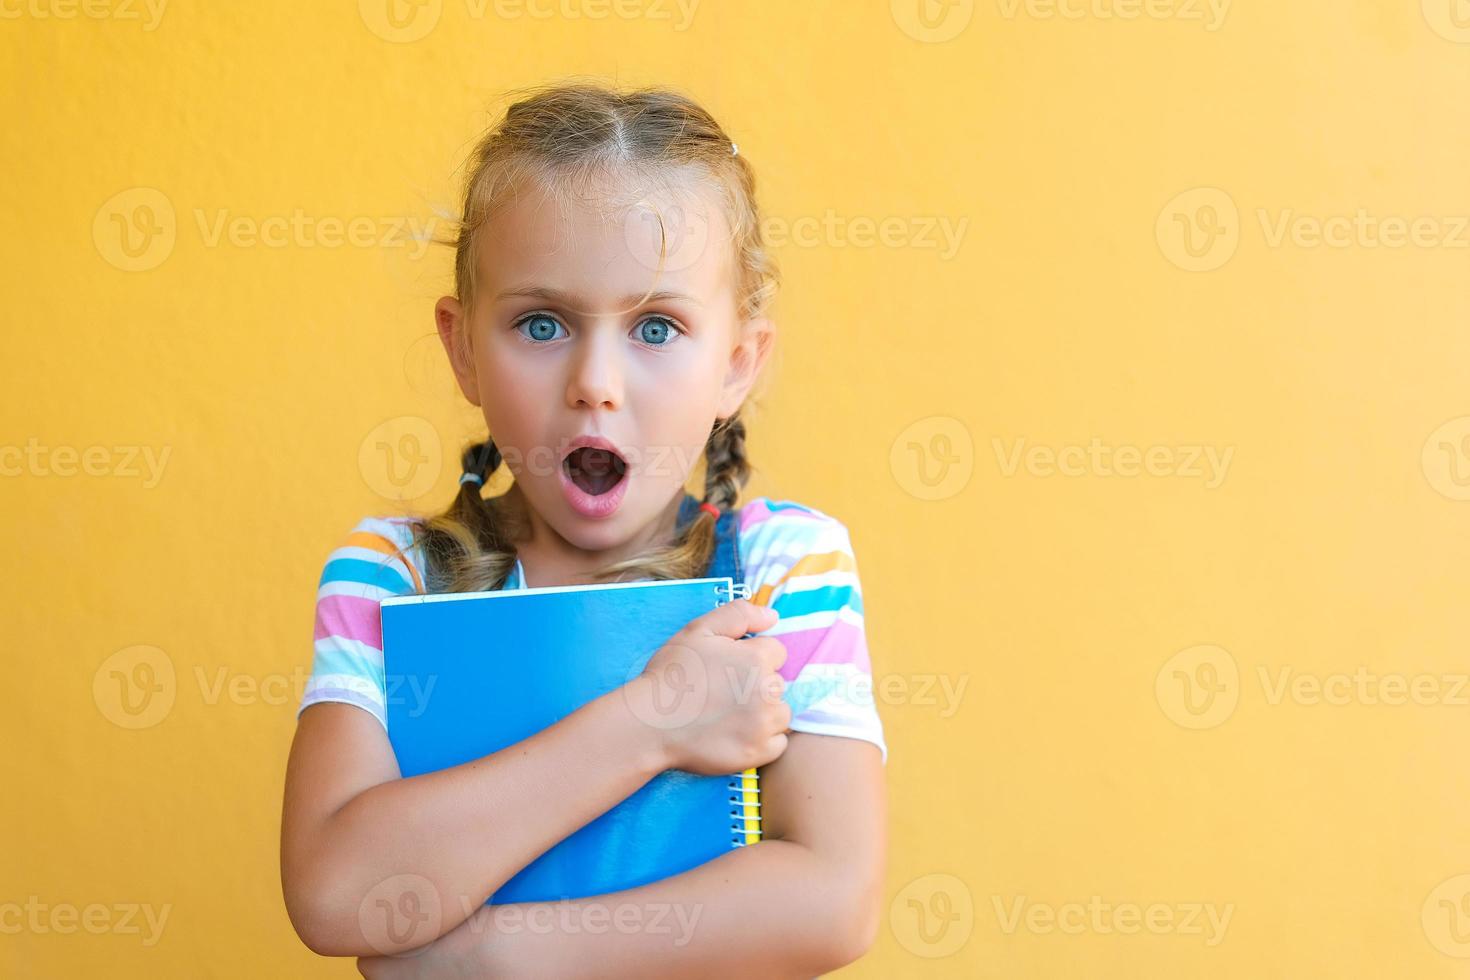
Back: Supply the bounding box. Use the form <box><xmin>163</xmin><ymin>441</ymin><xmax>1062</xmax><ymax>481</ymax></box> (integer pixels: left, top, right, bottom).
<box><xmin>631</xmin><ymin>599</ymin><xmax>791</xmax><ymax>774</ymax></box>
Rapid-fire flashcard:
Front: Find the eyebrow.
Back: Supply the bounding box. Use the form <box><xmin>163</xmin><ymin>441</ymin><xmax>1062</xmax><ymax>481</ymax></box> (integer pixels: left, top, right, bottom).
<box><xmin>495</xmin><ymin>285</ymin><xmax>704</xmax><ymax>309</ymax></box>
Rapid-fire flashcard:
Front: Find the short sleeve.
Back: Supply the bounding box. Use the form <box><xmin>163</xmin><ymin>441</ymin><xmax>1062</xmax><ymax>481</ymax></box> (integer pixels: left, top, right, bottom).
<box><xmin>297</xmin><ymin>516</ymin><xmax>425</xmax><ymax>728</ymax></box>
<box><xmin>740</xmin><ymin>499</ymin><xmax>888</xmax><ymax>764</ymax></box>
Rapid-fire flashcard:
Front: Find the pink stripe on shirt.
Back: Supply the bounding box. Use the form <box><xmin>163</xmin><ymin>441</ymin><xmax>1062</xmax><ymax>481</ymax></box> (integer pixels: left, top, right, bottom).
<box><xmin>773</xmin><ymin>619</ymin><xmax>870</xmax><ymax>682</ymax></box>
<box><xmin>313</xmin><ymin>593</ymin><xmax>385</xmax><ymax>646</ymax></box>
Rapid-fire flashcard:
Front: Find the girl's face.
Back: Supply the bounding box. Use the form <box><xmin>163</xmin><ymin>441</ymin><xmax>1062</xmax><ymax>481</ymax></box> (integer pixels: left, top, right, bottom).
<box><xmin>435</xmin><ymin>170</ymin><xmax>773</xmax><ymax>561</ymax></box>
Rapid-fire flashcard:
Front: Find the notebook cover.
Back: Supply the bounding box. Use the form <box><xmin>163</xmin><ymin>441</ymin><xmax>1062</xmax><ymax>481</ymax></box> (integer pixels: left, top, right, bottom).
<box><xmin>381</xmin><ymin>576</ymin><xmax>758</xmax><ymax>905</ymax></box>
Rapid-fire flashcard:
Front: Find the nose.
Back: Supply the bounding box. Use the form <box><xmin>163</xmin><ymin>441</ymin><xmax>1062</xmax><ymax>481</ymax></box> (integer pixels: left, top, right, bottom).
<box><xmin>564</xmin><ymin>327</ymin><xmax>624</xmax><ymax>411</ymax></box>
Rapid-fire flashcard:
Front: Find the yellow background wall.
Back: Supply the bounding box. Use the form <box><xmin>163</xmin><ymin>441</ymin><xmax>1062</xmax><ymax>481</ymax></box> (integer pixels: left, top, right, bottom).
<box><xmin>4</xmin><ymin>1</ymin><xmax>1469</xmax><ymax>976</ymax></box>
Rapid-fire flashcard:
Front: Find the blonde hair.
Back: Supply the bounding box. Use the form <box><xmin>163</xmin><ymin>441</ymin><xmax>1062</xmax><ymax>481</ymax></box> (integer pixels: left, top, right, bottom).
<box><xmin>410</xmin><ymin>80</ymin><xmax>779</xmax><ymax>593</ymax></box>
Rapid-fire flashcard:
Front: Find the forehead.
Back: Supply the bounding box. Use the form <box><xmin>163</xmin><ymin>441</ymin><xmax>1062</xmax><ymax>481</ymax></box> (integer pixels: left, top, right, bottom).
<box><xmin>477</xmin><ymin>167</ymin><xmax>737</xmax><ymax>312</ymax></box>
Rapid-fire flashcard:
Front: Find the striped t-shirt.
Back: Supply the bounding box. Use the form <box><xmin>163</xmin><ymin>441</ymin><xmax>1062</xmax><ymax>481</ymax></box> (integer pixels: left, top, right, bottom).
<box><xmin>298</xmin><ymin>496</ymin><xmax>887</xmax><ymax>763</ymax></box>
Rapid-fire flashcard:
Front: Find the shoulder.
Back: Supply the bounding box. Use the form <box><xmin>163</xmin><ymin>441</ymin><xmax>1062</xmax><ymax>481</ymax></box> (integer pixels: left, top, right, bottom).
<box><xmin>735</xmin><ymin>498</ymin><xmax>886</xmax><ymax>762</ymax></box>
<box><xmin>736</xmin><ymin>496</ymin><xmax>857</xmax><ymax>554</ymax></box>
<box><xmin>303</xmin><ymin>516</ymin><xmax>426</xmax><ymax>729</ymax></box>
<box><xmin>318</xmin><ymin>515</ymin><xmax>427</xmax><ymax>599</ymax></box>
<box><xmin>735</xmin><ymin>496</ymin><xmax>861</xmax><ymax>606</ymax></box>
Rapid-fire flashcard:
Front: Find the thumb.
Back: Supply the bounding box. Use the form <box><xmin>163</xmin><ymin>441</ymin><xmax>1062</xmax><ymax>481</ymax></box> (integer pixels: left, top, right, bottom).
<box><xmin>694</xmin><ymin>598</ymin><xmax>778</xmax><ymax>639</ymax></box>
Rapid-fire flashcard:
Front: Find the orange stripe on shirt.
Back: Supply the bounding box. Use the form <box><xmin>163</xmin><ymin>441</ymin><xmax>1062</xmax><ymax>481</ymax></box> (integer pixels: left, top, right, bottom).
<box><xmin>752</xmin><ymin>549</ymin><xmax>855</xmax><ymax>606</ymax></box>
<box><xmin>342</xmin><ymin>530</ymin><xmax>425</xmax><ymax>595</ymax></box>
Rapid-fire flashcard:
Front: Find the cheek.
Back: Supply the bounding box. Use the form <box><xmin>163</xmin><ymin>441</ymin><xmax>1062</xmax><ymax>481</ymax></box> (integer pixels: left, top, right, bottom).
<box><xmin>631</xmin><ymin>374</ymin><xmax>722</xmax><ymax>463</ymax></box>
<box><xmin>475</xmin><ymin>341</ymin><xmax>527</xmax><ymax>390</ymax></box>
<box><xmin>473</xmin><ymin>355</ymin><xmax>548</xmax><ymax>443</ymax></box>
<box><xmin>633</xmin><ymin>358</ymin><xmax>720</xmax><ymax>414</ymax></box>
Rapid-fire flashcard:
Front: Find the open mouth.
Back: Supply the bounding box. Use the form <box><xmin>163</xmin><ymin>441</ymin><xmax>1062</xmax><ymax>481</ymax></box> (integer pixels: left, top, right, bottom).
<box><xmin>563</xmin><ymin>447</ymin><xmax>628</xmax><ymax>497</ymax></box>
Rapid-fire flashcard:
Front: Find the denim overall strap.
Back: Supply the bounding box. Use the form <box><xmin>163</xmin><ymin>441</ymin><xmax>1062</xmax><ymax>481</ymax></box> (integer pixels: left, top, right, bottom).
<box><xmin>675</xmin><ymin>492</ymin><xmax>743</xmax><ymax>584</ymax></box>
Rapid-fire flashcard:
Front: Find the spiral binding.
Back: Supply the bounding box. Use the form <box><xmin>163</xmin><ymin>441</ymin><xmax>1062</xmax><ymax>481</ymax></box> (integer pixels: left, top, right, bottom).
<box><xmin>717</xmin><ymin>581</ymin><xmax>750</xmax><ymax>602</ymax></box>
<box><xmin>715</xmin><ymin>579</ymin><xmax>762</xmax><ymax>846</ymax></box>
<box><xmin>728</xmin><ymin>769</ymin><xmax>761</xmax><ymax>847</ymax></box>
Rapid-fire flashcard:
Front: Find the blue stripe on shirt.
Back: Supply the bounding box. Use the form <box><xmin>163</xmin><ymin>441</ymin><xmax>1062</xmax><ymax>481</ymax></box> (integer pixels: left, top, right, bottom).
<box><xmin>318</xmin><ymin>557</ymin><xmax>414</xmax><ymax>594</ymax></box>
<box><xmin>772</xmin><ymin>584</ymin><xmax>863</xmax><ymax>619</ymax></box>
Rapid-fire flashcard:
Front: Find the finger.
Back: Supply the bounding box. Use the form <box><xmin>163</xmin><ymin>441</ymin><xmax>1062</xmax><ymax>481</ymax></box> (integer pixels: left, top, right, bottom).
<box><xmin>756</xmin><ymin>636</ymin><xmax>788</xmax><ymax>670</ymax></box>
<box><xmin>730</xmin><ymin>637</ymin><xmax>786</xmax><ymax>672</ymax></box>
<box><xmin>694</xmin><ymin>598</ymin><xmax>778</xmax><ymax>639</ymax></box>
<box><xmin>763</xmin><ymin>731</ymin><xmax>789</xmax><ymax>762</ymax></box>
<box><xmin>734</xmin><ymin>635</ymin><xmax>786</xmax><ymax>669</ymax></box>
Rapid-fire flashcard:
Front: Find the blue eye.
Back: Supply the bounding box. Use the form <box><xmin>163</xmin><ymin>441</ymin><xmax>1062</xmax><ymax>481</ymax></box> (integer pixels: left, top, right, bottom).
<box><xmin>636</xmin><ymin>316</ymin><xmax>679</xmax><ymax>347</ymax></box>
<box><xmin>514</xmin><ymin>313</ymin><xmax>680</xmax><ymax>347</ymax></box>
<box><xmin>516</xmin><ymin>313</ymin><xmax>566</xmax><ymax>344</ymax></box>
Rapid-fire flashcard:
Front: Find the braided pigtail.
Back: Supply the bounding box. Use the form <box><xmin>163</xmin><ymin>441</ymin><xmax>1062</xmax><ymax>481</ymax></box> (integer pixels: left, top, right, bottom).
<box><xmin>680</xmin><ymin>409</ymin><xmax>751</xmax><ymax>576</ymax></box>
<box><xmin>409</xmin><ymin>437</ymin><xmax>527</xmax><ymax>593</ymax></box>
<box><xmin>701</xmin><ymin>411</ymin><xmax>750</xmax><ymax>512</ymax></box>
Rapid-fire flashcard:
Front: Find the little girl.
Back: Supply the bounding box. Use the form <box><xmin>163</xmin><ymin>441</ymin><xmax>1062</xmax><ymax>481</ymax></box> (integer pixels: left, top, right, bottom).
<box><xmin>281</xmin><ymin>81</ymin><xmax>887</xmax><ymax>978</ymax></box>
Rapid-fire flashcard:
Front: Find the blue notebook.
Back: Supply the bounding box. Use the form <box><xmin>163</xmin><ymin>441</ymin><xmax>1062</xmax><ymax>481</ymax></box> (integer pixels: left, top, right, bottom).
<box><xmin>380</xmin><ymin>575</ymin><xmax>766</xmax><ymax>905</ymax></box>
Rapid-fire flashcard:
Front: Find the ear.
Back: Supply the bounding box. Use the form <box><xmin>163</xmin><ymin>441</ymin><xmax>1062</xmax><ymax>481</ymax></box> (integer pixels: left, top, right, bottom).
<box><xmin>435</xmin><ymin>295</ymin><xmax>481</xmax><ymax>407</ymax></box>
<box><xmin>716</xmin><ymin>315</ymin><xmax>776</xmax><ymax>420</ymax></box>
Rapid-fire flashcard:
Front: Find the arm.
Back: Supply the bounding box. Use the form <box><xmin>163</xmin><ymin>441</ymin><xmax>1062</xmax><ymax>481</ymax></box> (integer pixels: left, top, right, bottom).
<box><xmin>367</xmin><ymin>731</ymin><xmax>887</xmax><ymax>979</ymax></box>
<box><xmin>281</xmin><ymin>676</ymin><xmax>671</xmax><ymax>957</ymax></box>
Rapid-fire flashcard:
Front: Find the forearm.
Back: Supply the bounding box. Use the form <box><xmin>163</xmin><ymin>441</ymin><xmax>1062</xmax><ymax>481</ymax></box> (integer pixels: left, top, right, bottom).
<box><xmin>466</xmin><ymin>840</ymin><xmax>870</xmax><ymax>979</ymax></box>
<box><xmin>301</xmin><ymin>679</ymin><xmax>669</xmax><ymax>955</ymax></box>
